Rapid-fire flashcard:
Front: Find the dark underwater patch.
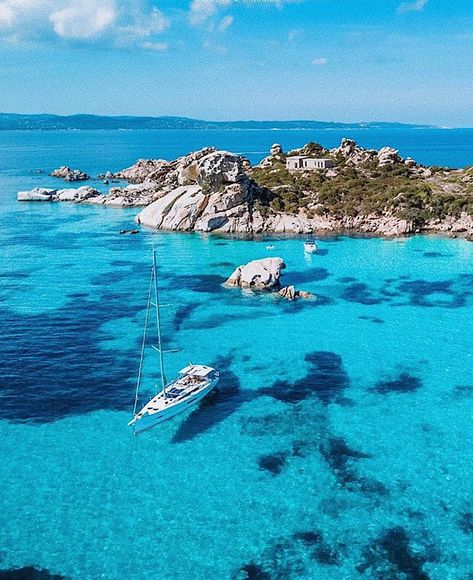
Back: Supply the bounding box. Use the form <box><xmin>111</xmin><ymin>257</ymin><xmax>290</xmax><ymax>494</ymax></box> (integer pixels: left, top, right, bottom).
<box><xmin>166</xmin><ymin>273</ymin><xmax>226</xmax><ymax>294</ymax></box>
<box><xmin>173</xmin><ymin>302</ymin><xmax>201</xmax><ymax>331</ymax></box>
<box><xmin>258</xmin><ymin>451</ymin><xmax>289</xmax><ymax>475</ymax></box>
<box><xmin>372</xmin><ymin>372</ymin><xmax>422</xmax><ymax>394</ymax></box>
<box><xmin>260</xmin><ymin>351</ymin><xmax>349</xmax><ymax>406</ymax></box>
<box><xmin>0</xmin><ymin>566</ymin><xmax>66</xmax><ymax>579</ymax></box>
<box><xmin>339</xmin><ymin>276</ymin><xmax>357</xmax><ymax>283</ymax></box>
<box><xmin>319</xmin><ymin>436</ymin><xmax>371</xmax><ymax>486</ymax></box>
<box><xmin>237</xmin><ymin>529</ymin><xmax>344</xmax><ymax>578</ymax></box>
<box><xmin>293</xmin><ymin>531</ymin><xmax>322</xmax><ymax>546</ymax></box>
<box><xmin>423</xmin><ymin>251</ymin><xmax>448</xmax><ymax>258</ymax></box>
<box><xmin>356</xmin><ymin>526</ymin><xmax>431</xmax><ymax>579</ymax></box>
<box><xmin>210</xmin><ymin>261</ymin><xmax>234</xmax><ymax>268</ymax></box>
<box><xmin>452</xmin><ymin>385</ymin><xmax>473</xmax><ymax>398</ymax></box>
<box><xmin>342</xmin><ymin>282</ymin><xmax>385</xmax><ymax>305</ymax></box>
<box><xmin>397</xmin><ymin>279</ymin><xmax>467</xmax><ymax>308</ymax></box>
<box><xmin>110</xmin><ymin>260</ymin><xmax>138</xmax><ymax>267</ymax></box>
<box><xmin>358</xmin><ymin>315</ymin><xmax>384</xmax><ymax>324</ymax></box>
<box><xmin>294</xmin><ymin>530</ymin><xmax>342</xmax><ymax>565</ymax></box>
<box><xmin>66</xmin><ymin>292</ymin><xmax>89</xmax><ymax>299</ymax></box>
<box><xmin>458</xmin><ymin>512</ymin><xmax>473</xmax><ymax>535</ymax></box>
<box><xmin>193</xmin><ymin>309</ymin><xmax>269</xmax><ymax>330</ymax></box>
<box><xmin>0</xmin><ymin>297</ymin><xmax>138</xmax><ymax>423</ymax></box>
<box><xmin>238</xmin><ymin>563</ymin><xmax>271</xmax><ymax>580</ymax></box>
<box><xmin>171</xmin><ymin>353</ymin><xmax>257</xmax><ymax>443</ymax></box>
<box><xmin>287</xmin><ymin>267</ymin><xmax>329</xmax><ymax>285</ymax></box>
<box><xmin>0</xmin><ymin>271</ymin><xmax>30</xmax><ymax>280</ymax></box>
<box><xmin>91</xmin><ymin>270</ymin><xmax>133</xmax><ymax>286</ymax></box>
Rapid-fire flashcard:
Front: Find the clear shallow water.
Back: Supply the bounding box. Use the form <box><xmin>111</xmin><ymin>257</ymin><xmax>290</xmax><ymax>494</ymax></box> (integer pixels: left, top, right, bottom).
<box><xmin>0</xmin><ymin>130</ymin><xmax>473</xmax><ymax>579</ymax></box>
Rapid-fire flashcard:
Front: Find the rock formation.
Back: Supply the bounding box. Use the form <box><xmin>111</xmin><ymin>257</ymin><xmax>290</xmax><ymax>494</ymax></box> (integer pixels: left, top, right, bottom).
<box><xmin>258</xmin><ymin>143</ymin><xmax>285</xmax><ymax>168</ymax></box>
<box><xmin>224</xmin><ymin>258</ymin><xmax>285</xmax><ymax>290</ymax></box>
<box><xmin>18</xmin><ymin>186</ymin><xmax>100</xmax><ymax>203</ymax></box>
<box><xmin>278</xmin><ymin>285</ymin><xmax>314</xmax><ymax>301</ymax></box>
<box><xmin>16</xmin><ymin>139</ymin><xmax>473</xmax><ymax>239</ymax></box>
<box><xmin>51</xmin><ymin>166</ymin><xmax>89</xmax><ymax>181</ymax></box>
<box><xmin>17</xmin><ymin>187</ymin><xmax>56</xmax><ymax>201</ymax></box>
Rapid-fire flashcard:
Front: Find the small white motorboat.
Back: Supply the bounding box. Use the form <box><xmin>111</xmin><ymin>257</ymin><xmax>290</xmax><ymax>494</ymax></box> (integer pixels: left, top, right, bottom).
<box><xmin>128</xmin><ymin>250</ymin><xmax>219</xmax><ymax>435</ymax></box>
<box><xmin>304</xmin><ymin>238</ymin><xmax>318</xmax><ymax>254</ymax></box>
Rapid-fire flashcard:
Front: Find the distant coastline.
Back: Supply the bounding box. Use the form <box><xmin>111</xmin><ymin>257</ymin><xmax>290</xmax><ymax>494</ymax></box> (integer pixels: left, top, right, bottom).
<box><xmin>0</xmin><ymin>113</ymin><xmax>438</xmax><ymax>131</ymax></box>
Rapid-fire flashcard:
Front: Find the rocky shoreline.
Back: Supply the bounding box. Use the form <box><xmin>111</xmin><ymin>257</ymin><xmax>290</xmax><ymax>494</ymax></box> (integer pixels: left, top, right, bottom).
<box><xmin>17</xmin><ymin>139</ymin><xmax>473</xmax><ymax>239</ymax></box>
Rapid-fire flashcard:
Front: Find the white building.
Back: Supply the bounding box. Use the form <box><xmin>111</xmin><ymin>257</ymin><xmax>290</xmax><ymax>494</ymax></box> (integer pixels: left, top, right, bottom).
<box><xmin>286</xmin><ymin>156</ymin><xmax>334</xmax><ymax>171</ymax></box>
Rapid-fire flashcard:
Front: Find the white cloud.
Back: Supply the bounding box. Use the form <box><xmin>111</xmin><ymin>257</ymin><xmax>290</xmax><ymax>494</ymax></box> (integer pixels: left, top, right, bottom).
<box><xmin>50</xmin><ymin>1</ymin><xmax>116</xmax><ymax>40</ymax></box>
<box><xmin>218</xmin><ymin>14</ymin><xmax>233</xmax><ymax>32</ymax></box>
<box><xmin>287</xmin><ymin>28</ymin><xmax>301</xmax><ymax>42</ymax></box>
<box><xmin>118</xmin><ymin>7</ymin><xmax>169</xmax><ymax>41</ymax></box>
<box><xmin>142</xmin><ymin>40</ymin><xmax>168</xmax><ymax>51</ymax></box>
<box><xmin>397</xmin><ymin>0</ymin><xmax>428</xmax><ymax>13</ymax></box>
<box><xmin>189</xmin><ymin>0</ymin><xmax>230</xmax><ymax>26</ymax></box>
<box><xmin>203</xmin><ymin>37</ymin><xmax>226</xmax><ymax>54</ymax></box>
<box><xmin>313</xmin><ymin>57</ymin><xmax>327</xmax><ymax>66</ymax></box>
<box><xmin>0</xmin><ymin>2</ymin><xmax>15</xmax><ymax>25</ymax></box>
<box><xmin>0</xmin><ymin>0</ymin><xmax>169</xmax><ymax>47</ymax></box>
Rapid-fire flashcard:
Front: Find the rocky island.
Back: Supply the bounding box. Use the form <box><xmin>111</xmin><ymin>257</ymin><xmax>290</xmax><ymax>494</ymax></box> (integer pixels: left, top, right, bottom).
<box><xmin>17</xmin><ymin>139</ymin><xmax>473</xmax><ymax>238</ymax></box>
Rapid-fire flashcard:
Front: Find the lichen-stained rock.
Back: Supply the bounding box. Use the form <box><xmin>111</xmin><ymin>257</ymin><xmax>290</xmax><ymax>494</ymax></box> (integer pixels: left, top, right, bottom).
<box><xmin>193</xmin><ymin>150</ymin><xmax>249</xmax><ymax>187</ymax></box>
<box><xmin>224</xmin><ymin>257</ymin><xmax>285</xmax><ymax>290</ymax></box>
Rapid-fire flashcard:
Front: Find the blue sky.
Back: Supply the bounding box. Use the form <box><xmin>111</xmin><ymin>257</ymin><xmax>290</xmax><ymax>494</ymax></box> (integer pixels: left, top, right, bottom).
<box><xmin>0</xmin><ymin>0</ymin><xmax>472</xmax><ymax>125</ymax></box>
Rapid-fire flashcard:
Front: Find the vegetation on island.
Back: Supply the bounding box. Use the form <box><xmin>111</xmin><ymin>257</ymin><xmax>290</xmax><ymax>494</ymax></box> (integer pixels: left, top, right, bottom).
<box><xmin>250</xmin><ymin>143</ymin><xmax>473</xmax><ymax>227</ymax></box>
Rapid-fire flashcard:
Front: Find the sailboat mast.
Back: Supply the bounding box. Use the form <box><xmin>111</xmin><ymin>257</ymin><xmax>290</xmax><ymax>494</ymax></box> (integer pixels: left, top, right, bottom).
<box><xmin>152</xmin><ymin>248</ymin><xmax>167</xmax><ymax>394</ymax></box>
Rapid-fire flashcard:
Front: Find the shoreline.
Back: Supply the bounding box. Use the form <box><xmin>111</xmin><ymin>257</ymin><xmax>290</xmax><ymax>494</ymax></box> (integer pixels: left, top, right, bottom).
<box><xmin>16</xmin><ymin>139</ymin><xmax>473</xmax><ymax>241</ymax></box>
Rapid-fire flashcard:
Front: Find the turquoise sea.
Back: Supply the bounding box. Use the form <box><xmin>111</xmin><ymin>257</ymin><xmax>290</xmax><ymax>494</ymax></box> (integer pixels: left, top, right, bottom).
<box><xmin>0</xmin><ymin>128</ymin><xmax>472</xmax><ymax>579</ymax></box>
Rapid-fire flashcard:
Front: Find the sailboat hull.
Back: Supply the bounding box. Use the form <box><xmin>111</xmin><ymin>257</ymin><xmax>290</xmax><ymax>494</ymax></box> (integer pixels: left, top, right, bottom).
<box><xmin>131</xmin><ymin>377</ymin><xmax>219</xmax><ymax>434</ymax></box>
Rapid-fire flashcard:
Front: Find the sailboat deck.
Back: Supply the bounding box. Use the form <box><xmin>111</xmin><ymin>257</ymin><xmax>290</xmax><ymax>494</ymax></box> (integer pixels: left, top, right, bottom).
<box><xmin>135</xmin><ymin>374</ymin><xmax>210</xmax><ymax>418</ymax></box>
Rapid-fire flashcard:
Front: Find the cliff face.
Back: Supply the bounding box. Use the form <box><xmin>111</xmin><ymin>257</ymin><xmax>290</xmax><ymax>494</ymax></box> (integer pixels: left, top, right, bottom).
<box><xmin>17</xmin><ymin>140</ymin><xmax>473</xmax><ymax>238</ymax></box>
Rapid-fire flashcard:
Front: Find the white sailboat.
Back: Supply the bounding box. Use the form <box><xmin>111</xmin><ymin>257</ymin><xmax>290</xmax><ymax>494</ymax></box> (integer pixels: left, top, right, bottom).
<box><xmin>304</xmin><ymin>238</ymin><xmax>318</xmax><ymax>254</ymax></box>
<box><xmin>128</xmin><ymin>250</ymin><xmax>219</xmax><ymax>435</ymax></box>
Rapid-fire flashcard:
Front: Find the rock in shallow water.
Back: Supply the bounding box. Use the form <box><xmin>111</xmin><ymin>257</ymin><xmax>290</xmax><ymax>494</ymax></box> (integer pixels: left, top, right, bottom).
<box><xmin>51</xmin><ymin>165</ymin><xmax>89</xmax><ymax>181</ymax></box>
<box><xmin>17</xmin><ymin>186</ymin><xmax>101</xmax><ymax>203</ymax></box>
<box><xmin>224</xmin><ymin>257</ymin><xmax>285</xmax><ymax>290</ymax></box>
<box><xmin>17</xmin><ymin>187</ymin><xmax>55</xmax><ymax>201</ymax></box>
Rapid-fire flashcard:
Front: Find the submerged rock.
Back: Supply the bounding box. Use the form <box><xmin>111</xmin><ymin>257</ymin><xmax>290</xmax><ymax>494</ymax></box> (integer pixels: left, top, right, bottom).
<box><xmin>224</xmin><ymin>257</ymin><xmax>285</xmax><ymax>290</ymax></box>
<box><xmin>51</xmin><ymin>166</ymin><xmax>89</xmax><ymax>181</ymax></box>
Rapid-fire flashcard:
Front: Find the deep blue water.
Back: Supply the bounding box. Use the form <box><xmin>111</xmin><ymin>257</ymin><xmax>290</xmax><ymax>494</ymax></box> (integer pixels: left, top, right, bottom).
<box><xmin>0</xmin><ymin>129</ymin><xmax>472</xmax><ymax>579</ymax></box>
